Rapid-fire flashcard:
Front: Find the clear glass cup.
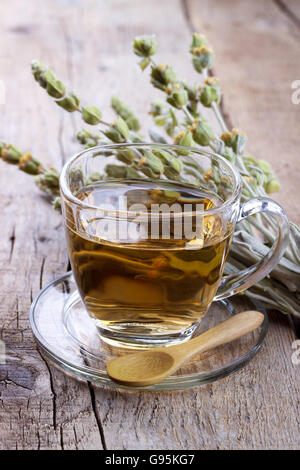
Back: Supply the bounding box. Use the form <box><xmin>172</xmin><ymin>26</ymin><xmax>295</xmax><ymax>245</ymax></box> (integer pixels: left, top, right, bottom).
<box><xmin>60</xmin><ymin>143</ymin><xmax>289</xmax><ymax>348</ymax></box>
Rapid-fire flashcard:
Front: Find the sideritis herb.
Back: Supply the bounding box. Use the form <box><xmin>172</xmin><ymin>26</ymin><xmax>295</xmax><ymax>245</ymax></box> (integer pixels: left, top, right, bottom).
<box><xmin>1</xmin><ymin>34</ymin><xmax>299</xmax><ymax>318</ymax></box>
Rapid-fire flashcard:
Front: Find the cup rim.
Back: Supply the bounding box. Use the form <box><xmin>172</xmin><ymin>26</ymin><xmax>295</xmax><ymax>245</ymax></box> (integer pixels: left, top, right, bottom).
<box><xmin>60</xmin><ymin>142</ymin><xmax>242</xmax><ymax>216</ymax></box>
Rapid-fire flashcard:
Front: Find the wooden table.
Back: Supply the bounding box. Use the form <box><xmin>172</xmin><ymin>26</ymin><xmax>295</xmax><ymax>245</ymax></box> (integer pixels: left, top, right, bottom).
<box><xmin>0</xmin><ymin>0</ymin><xmax>299</xmax><ymax>450</ymax></box>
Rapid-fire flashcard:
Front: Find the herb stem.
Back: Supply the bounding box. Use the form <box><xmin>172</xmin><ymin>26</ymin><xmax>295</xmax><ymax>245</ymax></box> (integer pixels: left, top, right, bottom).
<box><xmin>182</xmin><ymin>106</ymin><xmax>194</xmax><ymax>124</ymax></box>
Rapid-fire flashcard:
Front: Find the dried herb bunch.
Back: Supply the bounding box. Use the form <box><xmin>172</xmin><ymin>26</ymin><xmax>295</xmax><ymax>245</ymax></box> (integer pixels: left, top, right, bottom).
<box><xmin>1</xmin><ymin>34</ymin><xmax>299</xmax><ymax>317</ymax></box>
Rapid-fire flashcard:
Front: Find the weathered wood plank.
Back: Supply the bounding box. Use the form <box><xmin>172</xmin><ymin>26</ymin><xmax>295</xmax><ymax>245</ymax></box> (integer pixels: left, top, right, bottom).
<box><xmin>0</xmin><ymin>0</ymin><xmax>104</xmax><ymax>450</ymax></box>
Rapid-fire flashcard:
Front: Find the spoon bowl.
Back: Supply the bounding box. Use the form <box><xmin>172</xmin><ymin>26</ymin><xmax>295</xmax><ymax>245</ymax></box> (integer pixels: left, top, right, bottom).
<box><xmin>107</xmin><ymin>310</ymin><xmax>264</xmax><ymax>387</ymax></box>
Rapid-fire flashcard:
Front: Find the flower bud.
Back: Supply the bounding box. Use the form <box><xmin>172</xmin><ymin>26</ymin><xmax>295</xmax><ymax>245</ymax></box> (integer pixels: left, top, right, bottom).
<box><xmin>266</xmin><ymin>179</ymin><xmax>280</xmax><ymax>194</ymax></box>
<box><xmin>192</xmin><ymin>119</ymin><xmax>215</xmax><ymax>146</ymax></box>
<box><xmin>76</xmin><ymin>129</ymin><xmax>101</xmax><ymax>149</ymax></box>
<box><xmin>183</xmin><ymin>82</ymin><xmax>198</xmax><ymax>102</ymax></box>
<box><xmin>52</xmin><ymin>197</ymin><xmax>62</xmax><ymax>212</ymax></box>
<box><xmin>104</xmin><ymin>128</ymin><xmax>123</xmax><ymax>143</ymax></box>
<box><xmin>56</xmin><ymin>93</ymin><xmax>80</xmax><ymax>112</ymax></box>
<box><xmin>19</xmin><ymin>153</ymin><xmax>42</xmax><ymax>175</ymax></box>
<box><xmin>192</xmin><ymin>49</ymin><xmax>214</xmax><ymax>73</ymax></box>
<box><xmin>31</xmin><ymin>60</ymin><xmax>48</xmax><ymax>88</ymax></box>
<box><xmin>104</xmin><ymin>117</ymin><xmax>129</xmax><ymax>143</ymax></box>
<box><xmin>138</xmin><ymin>150</ymin><xmax>164</xmax><ymax>178</ymax></box>
<box><xmin>114</xmin><ymin>117</ymin><xmax>129</xmax><ymax>140</ymax></box>
<box><xmin>166</xmin><ymin>86</ymin><xmax>188</xmax><ymax>109</ymax></box>
<box><xmin>34</xmin><ymin>169</ymin><xmax>59</xmax><ymax>196</ymax></box>
<box><xmin>133</xmin><ymin>35</ymin><xmax>157</xmax><ymax>57</ymax></box>
<box><xmin>200</xmin><ymin>78</ymin><xmax>221</xmax><ymax>107</ymax></box>
<box><xmin>190</xmin><ymin>39</ymin><xmax>214</xmax><ymax>73</ymax></box>
<box><xmin>231</xmin><ymin>129</ymin><xmax>247</xmax><ymax>155</ymax></box>
<box><xmin>76</xmin><ymin>129</ymin><xmax>93</xmax><ymax>144</ymax></box>
<box><xmin>32</xmin><ymin>61</ymin><xmax>66</xmax><ymax>100</ymax></box>
<box><xmin>153</xmin><ymin>149</ymin><xmax>184</xmax><ymax>177</ymax></box>
<box><xmin>174</xmin><ymin>130</ymin><xmax>194</xmax><ymax>155</ymax></box>
<box><xmin>151</xmin><ymin>65</ymin><xmax>177</xmax><ymax>91</ymax></box>
<box><xmin>150</xmin><ymin>99</ymin><xmax>167</xmax><ymax>117</ymax></box>
<box><xmin>175</xmin><ymin>130</ymin><xmax>193</xmax><ymax>147</ymax></box>
<box><xmin>105</xmin><ymin>165</ymin><xmax>140</xmax><ymax>180</ymax></box>
<box><xmin>82</xmin><ymin>105</ymin><xmax>102</xmax><ymax>125</ymax></box>
<box><xmin>105</xmin><ymin>164</ymin><xmax>128</xmax><ymax>179</ymax></box>
<box><xmin>222</xmin><ymin>146</ymin><xmax>235</xmax><ymax>163</ymax></box>
<box><xmin>1</xmin><ymin>144</ymin><xmax>22</xmax><ymax>164</ymax></box>
<box><xmin>176</xmin><ymin>131</ymin><xmax>194</xmax><ymax>147</ymax></box>
<box><xmin>220</xmin><ymin>131</ymin><xmax>232</xmax><ymax>146</ymax></box>
<box><xmin>85</xmin><ymin>172</ymin><xmax>103</xmax><ymax>185</ymax></box>
<box><xmin>84</xmin><ymin>140</ymin><xmax>99</xmax><ymax>149</ymax></box>
<box><xmin>126</xmin><ymin>116</ymin><xmax>140</xmax><ymax>131</ymax></box>
<box><xmin>44</xmin><ymin>168</ymin><xmax>60</xmax><ymax>188</ymax></box>
<box><xmin>221</xmin><ymin>129</ymin><xmax>247</xmax><ymax>155</ymax></box>
<box><xmin>257</xmin><ymin>159</ymin><xmax>272</xmax><ymax>174</ymax></box>
<box><xmin>47</xmin><ymin>79</ymin><xmax>66</xmax><ymax>99</ymax></box>
<box><xmin>116</xmin><ymin>150</ymin><xmax>135</xmax><ymax>164</ymax></box>
<box><xmin>111</xmin><ymin>97</ymin><xmax>140</xmax><ymax>131</ymax></box>
<box><xmin>189</xmin><ymin>33</ymin><xmax>207</xmax><ymax>53</ymax></box>
<box><xmin>167</xmin><ymin>156</ymin><xmax>184</xmax><ymax>176</ymax></box>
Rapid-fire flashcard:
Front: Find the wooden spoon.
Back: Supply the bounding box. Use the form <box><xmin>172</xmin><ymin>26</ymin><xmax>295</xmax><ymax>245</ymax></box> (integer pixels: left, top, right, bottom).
<box><xmin>106</xmin><ymin>310</ymin><xmax>264</xmax><ymax>387</ymax></box>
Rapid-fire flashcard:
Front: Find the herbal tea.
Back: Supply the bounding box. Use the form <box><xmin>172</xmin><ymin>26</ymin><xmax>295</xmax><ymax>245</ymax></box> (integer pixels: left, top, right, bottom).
<box><xmin>65</xmin><ymin>181</ymin><xmax>233</xmax><ymax>337</ymax></box>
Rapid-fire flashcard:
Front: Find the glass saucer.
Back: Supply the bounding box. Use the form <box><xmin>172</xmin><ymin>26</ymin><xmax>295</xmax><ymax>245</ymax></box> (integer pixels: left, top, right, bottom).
<box><xmin>29</xmin><ymin>271</ymin><xmax>268</xmax><ymax>391</ymax></box>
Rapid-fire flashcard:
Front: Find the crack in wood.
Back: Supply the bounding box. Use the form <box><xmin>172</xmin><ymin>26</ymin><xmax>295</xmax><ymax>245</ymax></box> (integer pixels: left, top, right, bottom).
<box><xmin>37</xmin><ymin>430</ymin><xmax>41</xmax><ymax>450</ymax></box>
<box><xmin>273</xmin><ymin>0</ymin><xmax>300</xmax><ymax>30</ymax></box>
<box><xmin>180</xmin><ymin>0</ymin><xmax>194</xmax><ymax>34</ymax></box>
<box><xmin>60</xmin><ymin>425</ymin><xmax>64</xmax><ymax>450</ymax></box>
<box><xmin>9</xmin><ymin>226</ymin><xmax>16</xmax><ymax>263</ymax></box>
<box><xmin>73</xmin><ymin>424</ymin><xmax>79</xmax><ymax>450</ymax></box>
<box><xmin>87</xmin><ymin>382</ymin><xmax>107</xmax><ymax>450</ymax></box>
<box><xmin>60</xmin><ymin>18</ymin><xmax>77</xmax><ymax>136</ymax></box>
<box><xmin>2</xmin><ymin>379</ymin><xmax>32</xmax><ymax>391</ymax></box>
<box><xmin>58</xmin><ymin>114</ymin><xmax>66</xmax><ymax>166</ymax></box>
<box><xmin>36</xmin><ymin>347</ymin><xmax>58</xmax><ymax>433</ymax></box>
<box><xmin>39</xmin><ymin>257</ymin><xmax>45</xmax><ymax>290</ymax></box>
<box><xmin>16</xmin><ymin>297</ymin><xmax>19</xmax><ymax>330</ymax></box>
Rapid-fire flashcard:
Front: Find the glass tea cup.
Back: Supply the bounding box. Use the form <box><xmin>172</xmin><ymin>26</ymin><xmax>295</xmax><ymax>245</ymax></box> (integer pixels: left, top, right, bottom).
<box><xmin>60</xmin><ymin>143</ymin><xmax>289</xmax><ymax>348</ymax></box>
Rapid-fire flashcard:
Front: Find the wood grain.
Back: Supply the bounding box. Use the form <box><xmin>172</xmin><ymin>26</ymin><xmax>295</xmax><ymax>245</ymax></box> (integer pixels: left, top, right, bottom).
<box><xmin>0</xmin><ymin>0</ymin><xmax>299</xmax><ymax>450</ymax></box>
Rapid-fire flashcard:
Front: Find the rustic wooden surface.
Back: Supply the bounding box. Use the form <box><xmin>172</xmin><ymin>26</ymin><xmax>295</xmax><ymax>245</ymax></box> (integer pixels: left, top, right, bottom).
<box><xmin>0</xmin><ymin>0</ymin><xmax>299</xmax><ymax>450</ymax></box>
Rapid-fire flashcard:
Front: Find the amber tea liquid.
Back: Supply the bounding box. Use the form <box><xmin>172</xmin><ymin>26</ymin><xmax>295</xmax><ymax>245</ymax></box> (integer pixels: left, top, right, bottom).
<box><xmin>65</xmin><ymin>181</ymin><xmax>233</xmax><ymax>345</ymax></box>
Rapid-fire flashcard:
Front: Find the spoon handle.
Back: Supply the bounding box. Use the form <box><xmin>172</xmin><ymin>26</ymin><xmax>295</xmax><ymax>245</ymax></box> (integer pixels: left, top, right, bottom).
<box><xmin>171</xmin><ymin>310</ymin><xmax>264</xmax><ymax>362</ymax></box>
